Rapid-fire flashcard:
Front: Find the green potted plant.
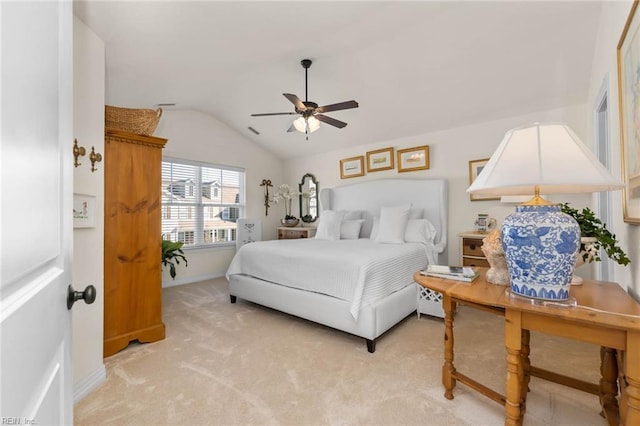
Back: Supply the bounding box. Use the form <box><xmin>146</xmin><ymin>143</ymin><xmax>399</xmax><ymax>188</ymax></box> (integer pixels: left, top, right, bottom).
<box><xmin>560</xmin><ymin>203</ymin><xmax>630</xmax><ymax>266</ymax></box>
<box><xmin>162</xmin><ymin>239</ymin><xmax>188</xmax><ymax>279</ymax></box>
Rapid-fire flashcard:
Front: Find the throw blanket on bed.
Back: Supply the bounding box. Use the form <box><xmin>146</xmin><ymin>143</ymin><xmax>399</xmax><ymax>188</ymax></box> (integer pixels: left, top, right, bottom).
<box><xmin>226</xmin><ymin>239</ymin><xmax>434</xmax><ymax>319</ymax></box>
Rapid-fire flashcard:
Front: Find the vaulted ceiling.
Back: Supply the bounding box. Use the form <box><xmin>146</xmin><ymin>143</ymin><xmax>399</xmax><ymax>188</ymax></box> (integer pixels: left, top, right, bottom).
<box><xmin>74</xmin><ymin>1</ymin><xmax>602</xmax><ymax>159</ymax></box>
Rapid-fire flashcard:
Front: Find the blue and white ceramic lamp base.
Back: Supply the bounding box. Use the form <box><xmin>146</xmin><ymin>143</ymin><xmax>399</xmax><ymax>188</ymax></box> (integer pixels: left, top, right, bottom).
<box><xmin>501</xmin><ymin>204</ymin><xmax>580</xmax><ymax>301</ymax></box>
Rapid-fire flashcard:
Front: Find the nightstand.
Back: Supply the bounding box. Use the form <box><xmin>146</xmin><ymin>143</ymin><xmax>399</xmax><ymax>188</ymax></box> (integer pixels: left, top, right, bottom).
<box><xmin>277</xmin><ymin>227</ymin><xmax>316</xmax><ymax>239</ymax></box>
<box><xmin>459</xmin><ymin>231</ymin><xmax>490</xmax><ymax>267</ymax></box>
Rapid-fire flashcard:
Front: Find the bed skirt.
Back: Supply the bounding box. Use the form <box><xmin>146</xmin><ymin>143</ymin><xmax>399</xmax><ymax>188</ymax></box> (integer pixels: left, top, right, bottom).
<box><xmin>228</xmin><ymin>274</ymin><xmax>417</xmax><ymax>353</ymax></box>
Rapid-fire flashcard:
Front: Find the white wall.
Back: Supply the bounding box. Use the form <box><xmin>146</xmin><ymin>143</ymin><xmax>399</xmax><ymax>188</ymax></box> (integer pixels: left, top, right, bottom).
<box><xmin>155</xmin><ymin>110</ymin><xmax>284</xmax><ymax>286</ymax></box>
<box><xmin>588</xmin><ymin>0</ymin><xmax>639</xmax><ymax>297</ymax></box>
<box><xmin>72</xmin><ymin>17</ymin><xmax>106</xmax><ymax>401</ymax></box>
<box><xmin>285</xmin><ymin>104</ymin><xmax>592</xmax><ymax>267</ymax></box>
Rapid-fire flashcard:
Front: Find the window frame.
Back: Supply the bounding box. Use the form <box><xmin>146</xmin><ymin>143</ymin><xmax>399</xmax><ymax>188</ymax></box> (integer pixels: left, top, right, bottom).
<box><xmin>161</xmin><ymin>156</ymin><xmax>245</xmax><ymax>249</ymax></box>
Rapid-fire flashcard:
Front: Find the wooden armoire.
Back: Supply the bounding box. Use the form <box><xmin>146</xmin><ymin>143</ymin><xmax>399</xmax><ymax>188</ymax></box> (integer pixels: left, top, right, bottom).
<box><xmin>104</xmin><ymin>128</ymin><xmax>167</xmax><ymax>357</ymax></box>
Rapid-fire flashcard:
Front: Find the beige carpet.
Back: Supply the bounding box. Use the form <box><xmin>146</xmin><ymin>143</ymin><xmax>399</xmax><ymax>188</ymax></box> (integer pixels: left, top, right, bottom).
<box><xmin>74</xmin><ymin>277</ymin><xmax>607</xmax><ymax>425</ymax></box>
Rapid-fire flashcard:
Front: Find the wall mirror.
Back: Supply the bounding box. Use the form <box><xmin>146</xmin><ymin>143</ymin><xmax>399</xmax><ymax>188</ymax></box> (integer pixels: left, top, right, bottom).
<box><xmin>299</xmin><ymin>173</ymin><xmax>319</xmax><ymax>223</ymax></box>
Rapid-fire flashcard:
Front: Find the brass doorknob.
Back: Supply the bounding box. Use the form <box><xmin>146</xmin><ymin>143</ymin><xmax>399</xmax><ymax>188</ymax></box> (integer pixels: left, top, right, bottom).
<box><xmin>67</xmin><ymin>284</ymin><xmax>97</xmax><ymax>310</ymax></box>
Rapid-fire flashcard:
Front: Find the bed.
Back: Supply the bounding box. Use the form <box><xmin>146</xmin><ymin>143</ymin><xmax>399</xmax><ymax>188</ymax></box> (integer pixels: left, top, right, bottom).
<box><xmin>226</xmin><ymin>178</ymin><xmax>448</xmax><ymax>352</ymax></box>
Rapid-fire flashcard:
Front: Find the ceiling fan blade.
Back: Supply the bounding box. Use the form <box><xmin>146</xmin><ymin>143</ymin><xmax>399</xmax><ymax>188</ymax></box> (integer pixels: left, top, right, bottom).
<box><xmin>283</xmin><ymin>93</ymin><xmax>306</xmax><ymax>110</ymax></box>
<box><xmin>287</xmin><ymin>123</ymin><xmax>296</xmax><ymax>132</ymax></box>
<box><xmin>251</xmin><ymin>112</ymin><xmax>297</xmax><ymax>117</ymax></box>
<box><xmin>316</xmin><ymin>114</ymin><xmax>347</xmax><ymax>129</ymax></box>
<box><xmin>316</xmin><ymin>100</ymin><xmax>359</xmax><ymax>114</ymax></box>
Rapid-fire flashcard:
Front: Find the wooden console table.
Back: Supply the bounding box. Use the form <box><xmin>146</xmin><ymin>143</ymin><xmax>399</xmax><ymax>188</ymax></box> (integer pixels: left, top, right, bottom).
<box><xmin>414</xmin><ymin>269</ymin><xmax>640</xmax><ymax>426</ymax></box>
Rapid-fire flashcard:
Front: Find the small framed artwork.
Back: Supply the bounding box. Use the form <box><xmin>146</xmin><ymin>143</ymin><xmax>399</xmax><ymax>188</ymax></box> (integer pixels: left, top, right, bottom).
<box><xmin>397</xmin><ymin>145</ymin><xmax>429</xmax><ymax>172</ymax></box>
<box><xmin>366</xmin><ymin>147</ymin><xmax>394</xmax><ymax>172</ymax></box>
<box><xmin>340</xmin><ymin>156</ymin><xmax>365</xmax><ymax>179</ymax></box>
<box><xmin>468</xmin><ymin>158</ymin><xmax>499</xmax><ymax>201</ymax></box>
<box><xmin>73</xmin><ymin>193</ymin><xmax>96</xmax><ymax>228</ymax></box>
<box><xmin>617</xmin><ymin>0</ymin><xmax>640</xmax><ymax>224</ymax></box>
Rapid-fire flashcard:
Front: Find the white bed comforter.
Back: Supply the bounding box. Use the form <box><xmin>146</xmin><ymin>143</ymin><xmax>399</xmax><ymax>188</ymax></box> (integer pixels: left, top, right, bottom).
<box><xmin>226</xmin><ymin>238</ymin><xmax>432</xmax><ymax>319</ymax></box>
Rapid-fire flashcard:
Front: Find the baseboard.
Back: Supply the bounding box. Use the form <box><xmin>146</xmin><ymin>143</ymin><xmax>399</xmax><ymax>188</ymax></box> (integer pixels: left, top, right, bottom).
<box><xmin>162</xmin><ymin>272</ymin><xmax>225</xmax><ymax>288</ymax></box>
<box><xmin>73</xmin><ymin>364</ymin><xmax>106</xmax><ymax>404</ymax></box>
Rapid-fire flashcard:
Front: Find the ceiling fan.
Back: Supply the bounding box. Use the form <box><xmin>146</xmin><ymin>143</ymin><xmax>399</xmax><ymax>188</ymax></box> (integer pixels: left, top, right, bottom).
<box><xmin>251</xmin><ymin>59</ymin><xmax>359</xmax><ymax>140</ymax></box>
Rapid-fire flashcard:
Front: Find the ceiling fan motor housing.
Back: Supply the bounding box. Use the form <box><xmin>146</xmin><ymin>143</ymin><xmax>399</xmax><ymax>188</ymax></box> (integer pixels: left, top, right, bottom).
<box><xmin>298</xmin><ymin>101</ymin><xmax>318</xmax><ymax>116</ymax></box>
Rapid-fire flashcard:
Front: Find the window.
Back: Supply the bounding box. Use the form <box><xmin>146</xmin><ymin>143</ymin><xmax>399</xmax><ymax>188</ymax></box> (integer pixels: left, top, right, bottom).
<box><xmin>161</xmin><ymin>157</ymin><xmax>245</xmax><ymax>248</ymax></box>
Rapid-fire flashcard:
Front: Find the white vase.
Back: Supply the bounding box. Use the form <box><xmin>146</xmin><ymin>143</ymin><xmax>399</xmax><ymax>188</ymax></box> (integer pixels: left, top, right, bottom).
<box><xmin>570</xmin><ymin>236</ymin><xmax>598</xmax><ymax>285</ymax></box>
<box><xmin>281</xmin><ymin>218</ymin><xmax>299</xmax><ymax>227</ymax></box>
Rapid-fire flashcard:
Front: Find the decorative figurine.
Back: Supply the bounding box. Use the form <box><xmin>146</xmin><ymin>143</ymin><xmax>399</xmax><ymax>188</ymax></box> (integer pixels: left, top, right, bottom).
<box><xmin>260</xmin><ymin>179</ymin><xmax>273</xmax><ymax>216</ymax></box>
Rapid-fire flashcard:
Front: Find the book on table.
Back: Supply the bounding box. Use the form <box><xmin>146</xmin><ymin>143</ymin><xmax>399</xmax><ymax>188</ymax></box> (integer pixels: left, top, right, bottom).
<box><xmin>420</xmin><ymin>265</ymin><xmax>480</xmax><ymax>283</ymax></box>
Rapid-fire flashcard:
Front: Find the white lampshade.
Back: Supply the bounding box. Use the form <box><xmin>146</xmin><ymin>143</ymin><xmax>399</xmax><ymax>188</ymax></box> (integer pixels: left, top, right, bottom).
<box><xmin>467</xmin><ymin>122</ymin><xmax>623</xmax><ymax>197</ymax></box>
<box><xmin>293</xmin><ymin>116</ymin><xmax>320</xmax><ymax>133</ymax></box>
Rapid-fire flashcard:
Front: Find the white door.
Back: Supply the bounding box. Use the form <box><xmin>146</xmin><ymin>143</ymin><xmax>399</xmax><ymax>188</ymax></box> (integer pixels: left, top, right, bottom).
<box><xmin>1</xmin><ymin>1</ymin><xmax>74</xmax><ymax>424</ymax></box>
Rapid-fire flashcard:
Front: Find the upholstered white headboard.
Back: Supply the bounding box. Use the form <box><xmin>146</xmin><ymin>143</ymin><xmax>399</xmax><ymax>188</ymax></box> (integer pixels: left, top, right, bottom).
<box><xmin>319</xmin><ymin>178</ymin><xmax>448</xmax><ymax>264</ymax></box>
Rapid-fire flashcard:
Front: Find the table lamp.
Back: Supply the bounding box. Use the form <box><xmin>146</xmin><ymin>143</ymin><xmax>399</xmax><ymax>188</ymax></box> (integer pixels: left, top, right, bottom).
<box><xmin>467</xmin><ymin>122</ymin><xmax>623</xmax><ymax>301</ymax></box>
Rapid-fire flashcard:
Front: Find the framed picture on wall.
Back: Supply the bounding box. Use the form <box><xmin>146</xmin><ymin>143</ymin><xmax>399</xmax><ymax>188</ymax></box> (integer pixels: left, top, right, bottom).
<box><xmin>366</xmin><ymin>147</ymin><xmax>394</xmax><ymax>172</ymax></box>
<box><xmin>468</xmin><ymin>158</ymin><xmax>499</xmax><ymax>201</ymax></box>
<box><xmin>340</xmin><ymin>156</ymin><xmax>365</xmax><ymax>179</ymax></box>
<box><xmin>73</xmin><ymin>193</ymin><xmax>96</xmax><ymax>228</ymax></box>
<box><xmin>397</xmin><ymin>145</ymin><xmax>429</xmax><ymax>172</ymax></box>
<box><xmin>617</xmin><ymin>0</ymin><xmax>640</xmax><ymax>224</ymax></box>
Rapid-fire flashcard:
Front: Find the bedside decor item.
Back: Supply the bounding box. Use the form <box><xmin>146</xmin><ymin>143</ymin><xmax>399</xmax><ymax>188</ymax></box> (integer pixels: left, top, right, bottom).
<box><xmin>467</xmin><ymin>122</ymin><xmax>624</xmax><ymax>301</ymax></box>
<box><xmin>560</xmin><ymin>203</ymin><xmax>630</xmax><ymax>286</ymax></box>
<box><xmin>474</xmin><ymin>213</ymin><xmax>496</xmax><ymax>233</ymax></box>
<box><xmin>260</xmin><ymin>179</ymin><xmax>273</xmax><ymax>216</ymax></box>
<box><xmin>299</xmin><ymin>173</ymin><xmax>319</xmax><ymax>223</ymax></box>
<box><xmin>397</xmin><ymin>145</ymin><xmax>429</xmax><ymax>172</ymax></box>
<box><xmin>617</xmin><ymin>0</ymin><xmax>640</xmax><ymax>224</ymax></box>
<box><xmin>280</xmin><ymin>218</ymin><xmax>299</xmax><ymax>227</ymax></box>
<box><xmin>366</xmin><ymin>147</ymin><xmax>394</xmax><ymax>172</ymax></box>
<box><xmin>480</xmin><ymin>229</ymin><xmax>509</xmax><ymax>285</ymax></box>
<box><xmin>468</xmin><ymin>158</ymin><xmax>499</xmax><ymax>201</ymax></box>
<box><xmin>105</xmin><ymin>105</ymin><xmax>162</xmax><ymax>136</ymax></box>
<box><xmin>270</xmin><ymin>183</ymin><xmax>300</xmax><ymax>225</ymax></box>
<box><xmin>340</xmin><ymin>156</ymin><xmax>364</xmax><ymax>179</ymax></box>
<box><xmin>571</xmin><ymin>236</ymin><xmax>598</xmax><ymax>285</ymax></box>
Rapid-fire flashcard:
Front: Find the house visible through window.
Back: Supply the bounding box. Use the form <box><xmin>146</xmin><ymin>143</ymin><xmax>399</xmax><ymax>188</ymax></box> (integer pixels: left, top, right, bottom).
<box><xmin>161</xmin><ymin>157</ymin><xmax>245</xmax><ymax>247</ymax></box>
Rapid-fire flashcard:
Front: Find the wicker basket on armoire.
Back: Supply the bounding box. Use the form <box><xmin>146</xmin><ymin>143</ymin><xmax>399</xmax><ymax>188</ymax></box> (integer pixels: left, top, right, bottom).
<box><xmin>105</xmin><ymin>105</ymin><xmax>162</xmax><ymax>136</ymax></box>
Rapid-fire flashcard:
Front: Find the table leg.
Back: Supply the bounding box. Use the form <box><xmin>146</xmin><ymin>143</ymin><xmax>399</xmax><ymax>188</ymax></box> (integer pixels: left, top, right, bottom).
<box><xmin>599</xmin><ymin>346</ymin><xmax>619</xmax><ymax>425</ymax></box>
<box><xmin>623</xmin><ymin>331</ymin><xmax>640</xmax><ymax>425</ymax></box>
<box><xmin>442</xmin><ymin>294</ymin><xmax>457</xmax><ymax>400</ymax></box>
<box><xmin>617</xmin><ymin>350</ymin><xmax>628</xmax><ymax>423</ymax></box>
<box><xmin>520</xmin><ymin>329</ymin><xmax>531</xmax><ymax>415</ymax></box>
<box><xmin>505</xmin><ymin>309</ymin><xmax>523</xmax><ymax>426</ymax></box>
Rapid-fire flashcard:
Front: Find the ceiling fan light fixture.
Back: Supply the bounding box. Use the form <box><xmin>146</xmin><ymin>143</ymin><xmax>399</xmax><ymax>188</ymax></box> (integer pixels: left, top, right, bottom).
<box><xmin>293</xmin><ymin>116</ymin><xmax>320</xmax><ymax>133</ymax></box>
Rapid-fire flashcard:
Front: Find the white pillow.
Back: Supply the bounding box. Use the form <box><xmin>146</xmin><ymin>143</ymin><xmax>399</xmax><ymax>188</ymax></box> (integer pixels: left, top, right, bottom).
<box><xmin>374</xmin><ymin>204</ymin><xmax>411</xmax><ymax>244</ymax></box>
<box><xmin>404</xmin><ymin>219</ymin><xmax>437</xmax><ymax>244</ymax></box>
<box><xmin>369</xmin><ymin>216</ymin><xmax>380</xmax><ymax>240</ymax></box>
<box><xmin>409</xmin><ymin>208</ymin><xmax>424</xmax><ymax>220</ymax></box>
<box><xmin>315</xmin><ymin>210</ymin><xmax>345</xmax><ymax>240</ymax></box>
<box><xmin>339</xmin><ymin>210</ymin><xmax>362</xmax><ymax>221</ymax></box>
<box><xmin>341</xmin><ymin>219</ymin><xmax>364</xmax><ymax>239</ymax></box>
